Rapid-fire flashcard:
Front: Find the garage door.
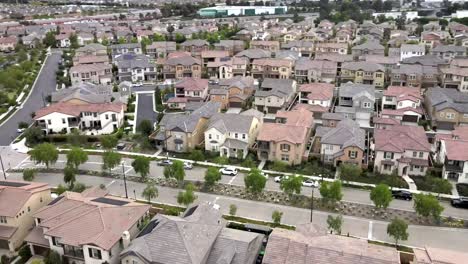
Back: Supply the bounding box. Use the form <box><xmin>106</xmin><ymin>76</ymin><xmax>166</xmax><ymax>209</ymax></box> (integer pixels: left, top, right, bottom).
<box><xmin>0</xmin><ymin>239</ymin><xmax>9</xmax><ymax>249</ymax></box>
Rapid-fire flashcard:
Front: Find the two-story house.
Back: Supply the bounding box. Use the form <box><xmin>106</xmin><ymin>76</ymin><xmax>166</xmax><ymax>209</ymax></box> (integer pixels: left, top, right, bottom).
<box><xmin>374</xmin><ymin>125</ymin><xmax>431</xmax><ymax>176</ymax></box>
<box><xmin>34</xmin><ymin>102</ymin><xmax>125</xmax><ymax>135</ymax></box>
<box><xmin>209</xmin><ymin>76</ymin><xmax>255</xmax><ymax>109</ymax></box>
<box><xmin>340</xmin><ymin>62</ymin><xmax>385</xmax><ymax>88</ymax></box>
<box><xmin>294</xmin><ymin>58</ymin><xmax>337</xmax><ymax>84</ymax></box>
<box><xmin>381</xmin><ymin>86</ymin><xmax>423</xmax><ymax>124</ymax></box>
<box><xmin>206</xmin><ymin>56</ymin><xmax>248</xmax><ymax>79</ymax></box>
<box><xmin>145</xmin><ymin>41</ymin><xmax>176</xmax><ymax>59</ymax></box>
<box><xmin>114</xmin><ymin>54</ymin><xmax>156</xmax><ymax>83</ymax></box>
<box><xmin>214</xmin><ymin>40</ymin><xmax>245</xmax><ymax>55</ymax></box>
<box><xmin>70</xmin><ymin>64</ymin><xmax>112</xmax><ymax>85</ymax></box>
<box><xmin>180</xmin><ymin>39</ymin><xmax>210</xmax><ymax>57</ymax></box>
<box><xmin>172</xmin><ymin>78</ymin><xmax>209</xmax><ymax>103</ymax></box>
<box><xmin>425</xmin><ymin>87</ymin><xmax>468</xmax><ymax>130</ymax></box>
<box><xmin>431</xmin><ymin>45</ymin><xmax>467</xmax><ymax>61</ymax></box>
<box><xmin>440</xmin><ymin>66</ymin><xmax>468</xmax><ymax>92</ymax></box>
<box><xmin>298</xmin><ymin>82</ymin><xmax>334</xmax><ymax>119</ymax></box>
<box><xmin>400</xmin><ymin>44</ymin><xmax>425</xmax><ymax>61</ymax></box>
<box><xmin>250</xmin><ymin>40</ymin><xmax>280</xmax><ymax>54</ymax></box>
<box><xmin>25</xmin><ymin>188</ymin><xmax>150</xmax><ymax>264</ymax></box>
<box><xmin>315</xmin><ymin>43</ymin><xmax>347</xmax><ymax>55</ymax></box>
<box><xmin>204</xmin><ymin>111</ymin><xmax>262</xmax><ymax>158</ymax></box>
<box><xmin>336</xmin><ymin>83</ymin><xmax>375</xmax><ymax>128</ymax></box>
<box><xmin>162</xmin><ymin>52</ymin><xmax>202</xmax><ymax>80</ymax></box>
<box><xmin>110</xmin><ymin>43</ymin><xmax>142</xmax><ymax>60</ymax></box>
<box><xmin>318</xmin><ymin>119</ymin><xmax>366</xmax><ymax>167</ymax></box>
<box><xmin>256</xmin><ymin>108</ymin><xmax>314</xmax><ymax>165</ymax></box>
<box><xmin>438</xmin><ymin>138</ymin><xmax>468</xmax><ymax>183</ymax></box>
<box><xmin>281</xmin><ymin>40</ymin><xmax>315</xmax><ymax>57</ymax></box>
<box><xmin>254</xmin><ymin>78</ymin><xmax>297</xmax><ymax>114</ymax></box>
<box><xmin>351</xmin><ymin>41</ymin><xmax>385</xmax><ymax>59</ymax></box>
<box><xmin>0</xmin><ymin>180</ymin><xmax>51</xmax><ymax>253</ymax></box>
<box><xmin>251</xmin><ymin>58</ymin><xmax>293</xmax><ymax>79</ymax></box>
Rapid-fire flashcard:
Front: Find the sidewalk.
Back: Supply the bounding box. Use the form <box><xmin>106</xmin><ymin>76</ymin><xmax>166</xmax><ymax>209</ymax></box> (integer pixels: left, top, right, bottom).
<box><xmin>403</xmin><ymin>175</ymin><xmax>418</xmax><ymax>191</ymax></box>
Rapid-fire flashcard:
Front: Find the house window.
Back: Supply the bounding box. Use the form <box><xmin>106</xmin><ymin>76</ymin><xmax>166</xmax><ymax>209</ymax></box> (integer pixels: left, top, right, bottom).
<box><xmin>281</xmin><ymin>154</ymin><xmax>289</xmax><ymax>161</ymax></box>
<box><xmin>235</xmin><ymin>133</ymin><xmax>238</xmax><ymax>138</ymax></box>
<box><xmin>105</xmin><ymin>114</ymin><xmax>109</xmax><ymax>120</ymax></box>
<box><xmin>280</xmin><ymin>144</ymin><xmax>290</xmax><ymax>152</ymax></box>
<box><xmin>52</xmin><ymin>237</ymin><xmax>60</xmax><ymax>246</ymax></box>
<box><xmin>88</xmin><ymin>248</ymin><xmax>102</xmax><ymax>259</ymax></box>
<box><xmin>362</xmin><ymin>102</ymin><xmax>371</xmax><ymax>108</ymax></box>
<box><xmin>47</xmin><ymin>120</ymin><xmax>51</xmax><ymax>125</ymax></box>
<box><xmin>0</xmin><ymin>216</ymin><xmax>6</xmax><ymax>223</ymax></box>
<box><xmin>349</xmin><ymin>151</ymin><xmax>357</xmax><ymax>159</ymax></box>
<box><xmin>242</xmin><ymin>134</ymin><xmax>246</xmax><ymax>139</ymax></box>
<box><xmin>446</xmin><ymin>113</ymin><xmax>456</xmax><ymax>119</ymax></box>
<box><xmin>419</xmin><ymin>152</ymin><xmax>424</xmax><ymax>158</ymax></box>
<box><xmin>208</xmin><ymin>134</ymin><xmax>212</xmax><ymax>139</ymax></box>
<box><xmin>413</xmin><ymin>151</ymin><xmax>417</xmax><ymax>157</ymax></box>
<box><xmin>384</xmin><ymin>152</ymin><xmax>393</xmax><ymax>159</ymax></box>
<box><xmin>383</xmin><ymin>164</ymin><xmax>391</xmax><ymax>171</ymax></box>
<box><xmin>62</xmin><ymin>118</ymin><xmax>66</xmax><ymax>124</ymax></box>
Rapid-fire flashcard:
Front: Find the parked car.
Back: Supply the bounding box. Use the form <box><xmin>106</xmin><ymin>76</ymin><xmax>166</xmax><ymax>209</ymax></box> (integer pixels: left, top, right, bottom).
<box><xmin>391</xmin><ymin>190</ymin><xmax>413</xmax><ymax>201</ymax></box>
<box><xmin>184</xmin><ymin>161</ymin><xmax>193</xmax><ymax>170</ymax></box>
<box><xmin>302</xmin><ymin>178</ymin><xmax>319</xmax><ymax>188</ymax></box>
<box><xmin>219</xmin><ymin>166</ymin><xmax>238</xmax><ymax>176</ymax></box>
<box><xmin>451</xmin><ymin>198</ymin><xmax>468</xmax><ymax>208</ymax></box>
<box><xmin>274</xmin><ymin>175</ymin><xmax>289</xmax><ymax>183</ymax></box>
<box><xmin>158</xmin><ymin>159</ymin><xmax>173</xmax><ymax>166</ymax></box>
<box><xmin>116</xmin><ymin>143</ymin><xmax>126</xmax><ymax>150</ymax></box>
<box><xmin>16</xmin><ymin>128</ymin><xmax>25</xmax><ymax>133</ymax></box>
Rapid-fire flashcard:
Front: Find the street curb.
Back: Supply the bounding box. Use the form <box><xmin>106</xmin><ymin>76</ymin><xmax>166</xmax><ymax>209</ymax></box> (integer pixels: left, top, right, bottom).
<box><xmin>0</xmin><ymin>48</ymin><xmax>52</xmax><ymax>128</ymax></box>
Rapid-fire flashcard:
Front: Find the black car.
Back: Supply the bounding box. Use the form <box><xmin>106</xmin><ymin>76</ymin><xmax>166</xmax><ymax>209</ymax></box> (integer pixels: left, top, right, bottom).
<box><xmin>451</xmin><ymin>198</ymin><xmax>468</xmax><ymax>208</ymax></box>
<box><xmin>391</xmin><ymin>190</ymin><xmax>413</xmax><ymax>200</ymax></box>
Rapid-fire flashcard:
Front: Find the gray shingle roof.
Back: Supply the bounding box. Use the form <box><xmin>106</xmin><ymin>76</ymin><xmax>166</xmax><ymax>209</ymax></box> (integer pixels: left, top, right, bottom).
<box><xmin>256</xmin><ymin>78</ymin><xmax>295</xmax><ymax>98</ymax></box>
<box><xmin>427</xmin><ymin>87</ymin><xmax>468</xmax><ymax>113</ymax></box>
<box><xmin>159</xmin><ymin>101</ymin><xmax>221</xmax><ymax>133</ymax></box>
<box><xmin>235</xmin><ymin>49</ymin><xmax>271</xmax><ymax>59</ymax></box>
<box><xmin>321</xmin><ymin>119</ymin><xmax>366</xmax><ymax>150</ymax></box>
<box><xmin>339</xmin><ymin>83</ymin><xmax>375</xmax><ymax>100</ymax></box>
<box><xmin>208</xmin><ymin>113</ymin><xmax>254</xmax><ymax>134</ymax></box>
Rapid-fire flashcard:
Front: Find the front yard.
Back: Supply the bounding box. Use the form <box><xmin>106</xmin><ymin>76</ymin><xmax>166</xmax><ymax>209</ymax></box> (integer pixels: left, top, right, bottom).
<box><xmin>409</xmin><ymin>176</ymin><xmax>452</xmax><ymax>194</ymax></box>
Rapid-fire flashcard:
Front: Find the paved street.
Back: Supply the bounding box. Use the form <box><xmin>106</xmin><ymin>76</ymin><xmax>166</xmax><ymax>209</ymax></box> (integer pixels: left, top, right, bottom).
<box><xmin>14</xmin><ymin>153</ymin><xmax>468</xmax><ymax>220</ymax></box>
<box><xmin>134</xmin><ymin>92</ymin><xmax>158</xmax><ymax>130</ymax></box>
<box><xmin>5</xmin><ymin>171</ymin><xmax>468</xmax><ymax>252</ymax></box>
<box><xmin>0</xmin><ymin>51</ymin><xmax>62</xmax><ymax>146</ymax></box>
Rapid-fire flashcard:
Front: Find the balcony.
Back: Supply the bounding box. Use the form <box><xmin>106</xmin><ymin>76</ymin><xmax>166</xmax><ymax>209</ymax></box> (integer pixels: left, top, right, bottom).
<box><xmin>63</xmin><ymin>245</ymin><xmax>84</xmax><ymax>260</ymax></box>
<box><xmin>257</xmin><ymin>141</ymin><xmax>270</xmax><ymax>150</ymax></box>
<box><xmin>445</xmin><ymin>160</ymin><xmax>464</xmax><ymax>173</ymax></box>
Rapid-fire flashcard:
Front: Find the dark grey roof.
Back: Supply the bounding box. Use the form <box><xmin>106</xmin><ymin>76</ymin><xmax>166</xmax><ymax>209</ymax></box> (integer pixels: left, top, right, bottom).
<box><xmin>321</xmin><ymin>119</ymin><xmax>366</xmax><ymax>149</ymax></box>
<box><xmin>339</xmin><ymin>83</ymin><xmax>375</xmax><ymax>100</ymax></box>
<box><xmin>432</xmin><ymin>45</ymin><xmax>466</xmax><ymax>53</ymax></box>
<box><xmin>181</xmin><ymin>39</ymin><xmax>209</xmax><ymax>47</ymax></box>
<box><xmin>115</xmin><ymin>54</ymin><xmax>153</xmax><ymax>69</ymax></box>
<box><xmin>402</xmin><ymin>55</ymin><xmax>447</xmax><ymax>66</ymax></box>
<box><xmin>400</xmin><ymin>44</ymin><xmax>425</xmax><ymax>53</ymax></box>
<box><xmin>159</xmin><ymin>101</ymin><xmax>221</xmax><ymax>133</ymax></box>
<box><xmin>111</xmin><ymin>43</ymin><xmax>142</xmax><ymax>49</ymax></box>
<box><xmin>427</xmin><ymin>87</ymin><xmax>468</xmax><ymax>113</ymax></box>
<box><xmin>221</xmin><ymin>138</ymin><xmax>249</xmax><ymax>149</ymax></box>
<box><xmin>352</xmin><ymin>41</ymin><xmax>384</xmax><ymax>51</ymax></box>
<box><xmin>256</xmin><ymin>78</ymin><xmax>295</xmax><ymax>98</ymax></box>
<box><xmin>235</xmin><ymin>49</ymin><xmax>271</xmax><ymax>59</ymax></box>
<box><xmin>208</xmin><ymin>113</ymin><xmax>254</xmax><ymax>134</ymax></box>
<box><xmin>51</xmin><ymin>83</ymin><xmax>118</xmax><ymax>104</ymax></box>
<box><xmin>342</xmin><ymin>61</ymin><xmax>384</xmax><ymax>72</ymax></box>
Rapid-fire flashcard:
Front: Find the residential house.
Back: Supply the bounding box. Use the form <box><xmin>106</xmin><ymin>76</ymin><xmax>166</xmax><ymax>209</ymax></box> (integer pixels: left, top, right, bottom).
<box><xmin>34</xmin><ymin>102</ymin><xmax>125</xmax><ymax>135</ymax></box>
<box><xmin>209</xmin><ymin>76</ymin><xmax>255</xmax><ymax>109</ymax></box>
<box><xmin>425</xmin><ymin>87</ymin><xmax>468</xmax><ymax>130</ymax></box>
<box><xmin>351</xmin><ymin>41</ymin><xmax>385</xmax><ymax>58</ymax></box>
<box><xmin>25</xmin><ymin>188</ymin><xmax>150</xmax><ymax>264</ymax></box>
<box><xmin>51</xmin><ymin>82</ymin><xmax>121</xmax><ymax>105</ymax></box>
<box><xmin>439</xmin><ymin>138</ymin><xmax>468</xmax><ymax>183</ymax></box>
<box><xmin>431</xmin><ymin>45</ymin><xmax>467</xmax><ymax>61</ymax></box>
<box><xmin>172</xmin><ymin>78</ymin><xmax>208</xmax><ymax>103</ymax></box>
<box><xmin>412</xmin><ymin>247</ymin><xmax>468</xmax><ymax>264</ymax></box>
<box><xmin>251</xmin><ymin>58</ymin><xmax>293</xmax><ymax>79</ymax></box>
<box><xmin>315</xmin><ymin>43</ymin><xmax>347</xmax><ymax>55</ymax></box>
<box><xmin>400</xmin><ymin>44</ymin><xmax>425</xmax><ymax>61</ymax></box>
<box><xmin>440</xmin><ymin>66</ymin><xmax>468</xmax><ymax>92</ymax></box>
<box><xmin>206</xmin><ymin>56</ymin><xmax>248</xmax><ymax>79</ymax></box>
<box><xmin>235</xmin><ymin>49</ymin><xmax>271</xmax><ymax>67</ymax></box>
<box><xmin>298</xmin><ymin>83</ymin><xmax>334</xmax><ymax>119</ymax></box>
<box><xmin>254</xmin><ymin>78</ymin><xmax>297</xmax><ymax>114</ymax></box>
<box><xmin>336</xmin><ymin>83</ymin><xmax>375</xmax><ymax>128</ymax></box>
<box><xmin>110</xmin><ymin>43</ymin><xmax>143</xmax><ymax>58</ymax></box>
<box><xmin>381</xmin><ymin>86</ymin><xmax>423</xmax><ymax>124</ymax></box>
<box><xmin>374</xmin><ymin>125</ymin><xmax>431</xmax><ymax>176</ymax></box>
<box><xmin>213</xmin><ymin>40</ymin><xmax>245</xmax><ymax>56</ymax></box>
<box><xmin>318</xmin><ymin>119</ymin><xmax>366</xmax><ymax>167</ymax></box>
<box><xmin>250</xmin><ymin>40</ymin><xmax>280</xmax><ymax>54</ymax></box>
<box><xmin>70</xmin><ymin>64</ymin><xmax>112</xmax><ymax>85</ymax></box>
<box><xmin>120</xmin><ymin>202</ymin><xmax>263</xmax><ymax>264</ymax></box>
<box><xmin>262</xmin><ymin>224</ymin><xmax>399</xmax><ymax>264</ymax></box>
<box><xmin>390</xmin><ymin>64</ymin><xmax>438</xmax><ymax>88</ymax></box>
<box><xmin>0</xmin><ymin>181</ymin><xmax>51</xmax><ymax>252</ymax></box>
<box><xmin>281</xmin><ymin>40</ymin><xmax>315</xmax><ymax>57</ymax></box>
<box><xmin>314</xmin><ymin>53</ymin><xmax>353</xmax><ymax>75</ymax></box>
<box><xmin>421</xmin><ymin>31</ymin><xmax>450</xmax><ymax>49</ymax></box>
<box><xmin>204</xmin><ymin>111</ymin><xmax>262</xmax><ymax>158</ymax></box>
<box><xmin>200</xmin><ymin>50</ymin><xmax>230</xmax><ymax>68</ymax></box>
<box><xmin>340</xmin><ymin>62</ymin><xmax>385</xmax><ymax>88</ymax></box>
<box><xmin>145</xmin><ymin>41</ymin><xmax>176</xmax><ymax>59</ymax></box>
<box><xmin>180</xmin><ymin>39</ymin><xmax>210</xmax><ymax>57</ymax></box>
<box><xmin>162</xmin><ymin>52</ymin><xmax>202</xmax><ymax>80</ymax></box>
<box><xmin>0</xmin><ymin>36</ymin><xmax>17</xmax><ymax>51</ymax></box>
<box><xmin>151</xmin><ymin>102</ymin><xmax>221</xmax><ymax>152</ymax></box>
<box><xmin>114</xmin><ymin>54</ymin><xmax>156</xmax><ymax>83</ymax></box>
<box><xmin>294</xmin><ymin>58</ymin><xmax>337</xmax><ymax>84</ymax></box>
<box><xmin>256</xmin><ymin>108</ymin><xmax>314</xmax><ymax>165</ymax></box>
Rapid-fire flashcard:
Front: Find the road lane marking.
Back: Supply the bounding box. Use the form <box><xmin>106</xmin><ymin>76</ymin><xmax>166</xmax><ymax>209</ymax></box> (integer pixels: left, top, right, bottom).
<box><xmin>106</xmin><ymin>180</ymin><xmax>116</xmax><ymax>188</ymax></box>
<box><xmin>368</xmin><ymin>221</ymin><xmax>373</xmax><ymax>240</ymax></box>
<box><xmin>14</xmin><ymin>156</ymin><xmax>31</xmax><ymax>169</ymax></box>
<box><xmin>125</xmin><ymin>167</ymin><xmax>133</xmax><ymax>174</ymax></box>
<box><xmin>228</xmin><ymin>175</ymin><xmax>237</xmax><ymax>185</ymax></box>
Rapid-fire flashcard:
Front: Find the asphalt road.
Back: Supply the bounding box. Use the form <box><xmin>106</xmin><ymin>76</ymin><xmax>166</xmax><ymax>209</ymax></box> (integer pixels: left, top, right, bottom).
<box><xmin>135</xmin><ymin>92</ymin><xmax>157</xmax><ymax>130</ymax></box>
<box><xmin>6</xmin><ymin>171</ymin><xmax>468</xmax><ymax>252</ymax></box>
<box><xmin>14</xmin><ymin>153</ymin><xmax>468</xmax><ymax>220</ymax></box>
<box><xmin>0</xmin><ymin>51</ymin><xmax>62</xmax><ymax>146</ymax></box>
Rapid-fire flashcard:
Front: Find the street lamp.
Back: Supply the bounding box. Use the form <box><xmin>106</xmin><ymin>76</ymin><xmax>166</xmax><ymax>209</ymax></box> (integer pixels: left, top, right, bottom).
<box><xmin>121</xmin><ymin>161</ymin><xmax>128</xmax><ymax>198</ymax></box>
<box><xmin>310</xmin><ymin>185</ymin><xmax>315</xmax><ymax>223</ymax></box>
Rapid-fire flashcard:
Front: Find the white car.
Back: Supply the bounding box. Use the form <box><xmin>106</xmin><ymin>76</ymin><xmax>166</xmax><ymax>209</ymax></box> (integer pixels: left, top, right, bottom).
<box><xmin>274</xmin><ymin>175</ymin><xmax>289</xmax><ymax>183</ymax></box>
<box><xmin>302</xmin><ymin>178</ymin><xmax>319</xmax><ymax>188</ymax></box>
<box><xmin>17</xmin><ymin>128</ymin><xmax>25</xmax><ymax>133</ymax></box>
<box><xmin>219</xmin><ymin>167</ymin><xmax>238</xmax><ymax>176</ymax></box>
<box><xmin>184</xmin><ymin>161</ymin><xmax>193</xmax><ymax>170</ymax></box>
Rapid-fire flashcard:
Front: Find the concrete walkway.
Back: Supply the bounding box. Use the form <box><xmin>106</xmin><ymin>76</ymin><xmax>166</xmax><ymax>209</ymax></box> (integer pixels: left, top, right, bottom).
<box><xmin>257</xmin><ymin>159</ymin><xmax>266</xmax><ymax>170</ymax></box>
<box><xmin>451</xmin><ymin>182</ymin><xmax>459</xmax><ymax>197</ymax></box>
<box><xmin>403</xmin><ymin>175</ymin><xmax>418</xmax><ymax>191</ymax></box>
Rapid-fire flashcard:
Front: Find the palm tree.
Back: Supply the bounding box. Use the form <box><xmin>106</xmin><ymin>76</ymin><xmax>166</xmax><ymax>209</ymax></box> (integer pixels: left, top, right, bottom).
<box><xmin>142</xmin><ymin>183</ymin><xmax>158</xmax><ymax>204</ymax></box>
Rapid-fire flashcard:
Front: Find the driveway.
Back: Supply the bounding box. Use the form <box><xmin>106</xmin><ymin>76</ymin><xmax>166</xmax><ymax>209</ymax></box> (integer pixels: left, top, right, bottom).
<box><xmin>0</xmin><ymin>50</ymin><xmax>62</xmax><ymax>146</ymax></box>
<box><xmin>134</xmin><ymin>92</ymin><xmax>158</xmax><ymax>132</ymax></box>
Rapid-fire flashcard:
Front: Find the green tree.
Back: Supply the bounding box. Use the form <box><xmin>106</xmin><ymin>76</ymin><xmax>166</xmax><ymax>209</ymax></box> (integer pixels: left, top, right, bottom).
<box><xmin>319</xmin><ymin>180</ymin><xmax>343</xmax><ymax>204</ymax></box>
<box><xmin>241</xmin><ymin>155</ymin><xmax>256</xmax><ymax>168</ymax></box>
<box><xmin>18</xmin><ymin>246</ymin><xmax>32</xmax><ymax>261</ymax></box>
<box><xmin>214</xmin><ymin>156</ymin><xmax>229</xmax><ymax>165</ymax></box>
<box><xmin>102</xmin><ymin>151</ymin><xmax>122</xmax><ymax>174</ymax></box>
<box><xmin>71</xmin><ymin>182</ymin><xmax>86</xmax><ymax>193</ymax></box>
<box><xmin>244</xmin><ymin>168</ymin><xmax>267</xmax><ymax>194</ymax></box>
<box><xmin>44</xmin><ymin>250</ymin><xmax>62</xmax><ymax>264</ymax></box>
<box><xmin>327</xmin><ymin>214</ymin><xmax>343</xmax><ymax>234</ymax></box>
<box><xmin>63</xmin><ymin>165</ymin><xmax>77</xmax><ymax>188</ymax></box>
<box><xmin>387</xmin><ymin>218</ymin><xmax>409</xmax><ymax>246</ymax></box>
<box><xmin>189</xmin><ymin>149</ymin><xmax>205</xmax><ymax>161</ymax></box>
<box><xmin>69</xmin><ymin>33</ymin><xmax>79</xmax><ymax>49</ymax></box>
<box><xmin>132</xmin><ymin>156</ymin><xmax>151</xmax><ymax>180</ymax></box>
<box><xmin>101</xmin><ymin>135</ymin><xmax>118</xmax><ymax>149</ymax></box>
<box><xmin>280</xmin><ymin>175</ymin><xmax>303</xmax><ymax>198</ymax></box>
<box><xmin>413</xmin><ymin>193</ymin><xmax>444</xmax><ymax>221</ymax></box>
<box><xmin>177</xmin><ymin>183</ymin><xmax>197</xmax><ymax>206</ymax></box>
<box><xmin>229</xmin><ymin>204</ymin><xmax>237</xmax><ymax>216</ymax></box>
<box><xmin>43</xmin><ymin>31</ymin><xmax>57</xmax><ymax>47</ymax></box>
<box><xmin>396</xmin><ymin>12</ymin><xmax>407</xmax><ymax>30</ymax></box>
<box><xmin>175</xmin><ymin>33</ymin><xmax>186</xmax><ymax>43</ymax></box>
<box><xmin>137</xmin><ymin>119</ymin><xmax>154</xmax><ymax>136</ymax></box>
<box><xmin>272</xmin><ymin>210</ymin><xmax>283</xmax><ymax>226</ymax></box>
<box><xmin>56</xmin><ymin>184</ymin><xmax>68</xmax><ymax>195</ymax></box>
<box><xmin>172</xmin><ymin>160</ymin><xmax>185</xmax><ymax>185</ymax></box>
<box><xmin>339</xmin><ymin>163</ymin><xmax>362</xmax><ymax>179</ymax></box>
<box><xmin>204</xmin><ymin>167</ymin><xmax>222</xmax><ymax>188</ymax></box>
<box><xmin>67</xmin><ymin>130</ymin><xmax>87</xmax><ymax>146</ymax></box>
<box><xmin>142</xmin><ymin>183</ymin><xmax>158</xmax><ymax>204</ymax></box>
<box><xmin>30</xmin><ymin>143</ymin><xmax>59</xmax><ymax>169</ymax></box>
<box><xmin>24</xmin><ymin>127</ymin><xmax>44</xmax><ymax>146</ymax></box>
<box><xmin>23</xmin><ymin>168</ymin><xmax>36</xmax><ymax>181</ymax></box>
<box><xmin>163</xmin><ymin>165</ymin><xmax>174</xmax><ymax>179</ymax></box>
<box><xmin>271</xmin><ymin>161</ymin><xmax>289</xmax><ymax>172</ymax></box>
<box><xmin>66</xmin><ymin>147</ymin><xmax>88</xmax><ymax>169</ymax></box>
<box><xmin>370</xmin><ymin>184</ymin><xmax>393</xmax><ymax>209</ymax></box>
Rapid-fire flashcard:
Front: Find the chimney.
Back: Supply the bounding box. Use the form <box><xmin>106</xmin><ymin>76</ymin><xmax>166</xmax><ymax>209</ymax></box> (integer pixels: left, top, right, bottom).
<box><xmin>122</xmin><ymin>231</ymin><xmax>130</xmax><ymax>249</ymax></box>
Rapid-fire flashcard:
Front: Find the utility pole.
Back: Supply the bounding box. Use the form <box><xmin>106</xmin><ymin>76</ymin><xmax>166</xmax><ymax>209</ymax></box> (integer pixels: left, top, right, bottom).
<box><xmin>310</xmin><ymin>186</ymin><xmax>315</xmax><ymax>223</ymax></box>
<box><xmin>0</xmin><ymin>154</ymin><xmax>5</xmax><ymax>180</ymax></box>
<box><xmin>122</xmin><ymin>161</ymin><xmax>128</xmax><ymax>198</ymax></box>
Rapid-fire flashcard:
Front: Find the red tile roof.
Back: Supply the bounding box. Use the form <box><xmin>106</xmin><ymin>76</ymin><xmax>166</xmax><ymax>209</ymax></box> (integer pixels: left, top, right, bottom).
<box><xmin>299</xmin><ymin>83</ymin><xmax>334</xmax><ymax>101</ymax></box>
<box><xmin>175</xmin><ymin>78</ymin><xmax>208</xmax><ymax>91</ymax></box>
<box><xmin>375</xmin><ymin>125</ymin><xmax>430</xmax><ymax>153</ymax></box>
<box><xmin>257</xmin><ymin>108</ymin><xmax>313</xmax><ymax>144</ymax></box>
<box><xmin>0</xmin><ymin>180</ymin><xmax>50</xmax><ymax>218</ymax></box>
<box><xmin>445</xmin><ymin>139</ymin><xmax>468</xmax><ymax>161</ymax></box>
